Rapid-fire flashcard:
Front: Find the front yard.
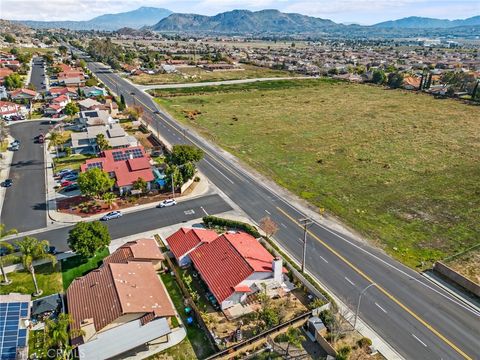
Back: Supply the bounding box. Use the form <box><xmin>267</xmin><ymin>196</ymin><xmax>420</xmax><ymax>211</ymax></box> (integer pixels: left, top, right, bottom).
<box><xmin>53</xmin><ymin>153</ymin><xmax>93</xmax><ymax>172</ymax></box>
<box><xmin>61</xmin><ymin>248</ymin><xmax>109</xmax><ymax>289</ymax></box>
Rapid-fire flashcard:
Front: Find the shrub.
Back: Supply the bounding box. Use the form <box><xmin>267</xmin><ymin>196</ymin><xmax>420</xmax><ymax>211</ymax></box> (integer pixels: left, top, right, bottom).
<box><xmin>336</xmin><ymin>346</ymin><xmax>351</xmax><ymax>360</ymax></box>
<box><xmin>202</xmin><ymin>216</ymin><xmax>261</xmax><ymax>238</ymax></box>
<box><xmin>357</xmin><ymin>337</ymin><xmax>372</xmax><ymax>349</ymax></box>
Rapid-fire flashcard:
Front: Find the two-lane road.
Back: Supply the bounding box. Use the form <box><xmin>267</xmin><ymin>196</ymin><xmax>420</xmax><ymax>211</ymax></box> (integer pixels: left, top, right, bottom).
<box><xmin>84</xmin><ymin>59</ymin><xmax>480</xmax><ymax>360</ymax></box>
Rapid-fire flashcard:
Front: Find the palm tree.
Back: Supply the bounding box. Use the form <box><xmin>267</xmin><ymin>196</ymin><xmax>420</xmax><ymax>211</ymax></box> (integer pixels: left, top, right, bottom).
<box><xmin>102</xmin><ymin>192</ymin><xmax>117</xmax><ymax>209</ymax></box>
<box><xmin>283</xmin><ymin>326</ymin><xmax>305</xmax><ymax>357</ymax></box>
<box><xmin>0</xmin><ymin>224</ymin><xmax>18</xmax><ymax>285</ymax></box>
<box><xmin>44</xmin><ymin>313</ymin><xmax>84</xmax><ymax>360</ymax></box>
<box><xmin>16</xmin><ymin>236</ymin><xmax>57</xmax><ymax>297</ymax></box>
<box><xmin>48</xmin><ymin>131</ymin><xmax>63</xmax><ymax>159</ymax></box>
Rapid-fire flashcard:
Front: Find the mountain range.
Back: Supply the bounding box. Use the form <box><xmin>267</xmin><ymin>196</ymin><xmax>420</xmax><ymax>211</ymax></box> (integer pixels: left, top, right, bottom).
<box><xmin>374</xmin><ymin>16</ymin><xmax>480</xmax><ymax>28</ymax></box>
<box><xmin>8</xmin><ymin>7</ymin><xmax>480</xmax><ymax>34</ymax></box>
<box><xmin>17</xmin><ymin>7</ymin><xmax>172</xmax><ymax>31</ymax></box>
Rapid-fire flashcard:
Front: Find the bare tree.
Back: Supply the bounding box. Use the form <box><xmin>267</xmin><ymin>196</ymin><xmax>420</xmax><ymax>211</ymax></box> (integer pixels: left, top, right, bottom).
<box><xmin>260</xmin><ymin>216</ymin><xmax>279</xmax><ymax>238</ymax></box>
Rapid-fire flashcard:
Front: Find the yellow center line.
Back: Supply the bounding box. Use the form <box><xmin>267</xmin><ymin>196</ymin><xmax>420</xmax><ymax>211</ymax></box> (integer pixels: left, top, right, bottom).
<box><xmin>276</xmin><ymin>206</ymin><xmax>472</xmax><ymax>360</ymax></box>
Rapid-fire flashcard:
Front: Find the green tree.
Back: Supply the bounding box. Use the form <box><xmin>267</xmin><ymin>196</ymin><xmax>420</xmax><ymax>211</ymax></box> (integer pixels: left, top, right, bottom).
<box><xmin>132</xmin><ymin>177</ymin><xmax>148</xmax><ymax>193</ymax></box>
<box><xmin>102</xmin><ymin>192</ymin><xmax>117</xmax><ymax>209</ymax></box>
<box><xmin>165</xmin><ymin>164</ymin><xmax>183</xmax><ymax>189</ymax></box>
<box><xmin>4</xmin><ymin>34</ymin><xmax>16</xmax><ymax>43</ymax></box>
<box><xmin>387</xmin><ymin>72</ymin><xmax>404</xmax><ymax>89</ymax></box>
<box><xmin>119</xmin><ymin>94</ymin><xmax>126</xmax><ymax>111</ymax></box>
<box><xmin>16</xmin><ymin>236</ymin><xmax>56</xmax><ymax>297</ymax></box>
<box><xmin>48</xmin><ymin>131</ymin><xmax>64</xmax><ymax>159</ymax></box>
<box><xmin>372</xmin><ymin>69</ymin><xmax>386</xmax><ymax>85</ymax></box>
<box><xmin>0</xmin><ymin>224</ymin><xmax>18</xmax><ymax>285</ymax></box>
<box><xmin>180</xmin><ymin>161</ymin><xmax>196</xmax><ymax>181</ymax></box>
<box><xmin>170</xmin><ymin>145</ymin><xmax>204</xmax><ymax>165</ymax></box>
<box><xmin>85</xmin><ymin>78</ymin><xmax>98</xmax><ymax>87</ymax></box>
<box><xmin>3</xmin><ymin>73</ymin><xmax>22</xmax><ymax>90</ymax></box>
<box><xmin>44</xmin><ymin>313</ymin><xmax>83</xmax><ymax>359</ymax></box>
<box><xmin>95</xmin><ymin>133</ymin><xmax>110</xmax><ymax>151</ymax></box>
<box><xmin>78</xmin><ymin>59</ymin><xmax>87</xmax><ymax>70</ymax></box>
<box><xmin>77</xmin><ymin>168</ymin><xmax>114</xmax><ymax>199</ymax></box>
<box><xmin>283</xmin><ymin>327</ymin><xmax>305</xmax><ymax>357</ymax></box>
<box><xmin>64</xmin><ymin>102</ymin><xmax>79</xmax><ymax>117</ymax></box>
<box><xmin>68</xmin><ymin>221</ymin><xmax>111</xmax><ymax>258</ymax></box>
<box><xmin>58</xmin><ymin>45</ymin><xmax>68</xmax><ymax>56</ymax></box>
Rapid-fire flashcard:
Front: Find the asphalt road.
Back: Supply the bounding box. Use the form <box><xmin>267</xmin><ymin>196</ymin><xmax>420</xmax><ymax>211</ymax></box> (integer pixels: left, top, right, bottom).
<box><xmin>8</xmin><ymin>194</ymin><xmax>232</xmax><ymax>252</ymax></box>
<box><xmin>84</xmin><ymin>58</ymin><xmax>480</xmax><ymax>360</ymax></box>
<box><xmin>30</xmin><ymin>57</ymin><xmax>46</xmax><ymax>93</ymax></box>
<box><xmin>1</xmin><ymin>121</ymin><xmax>52</xmax><ymax>232</ymax></box>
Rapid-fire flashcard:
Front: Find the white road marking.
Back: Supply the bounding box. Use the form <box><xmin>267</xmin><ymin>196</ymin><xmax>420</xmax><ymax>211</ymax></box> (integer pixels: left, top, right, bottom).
<box><xmin>203</xmin><ymin>159</ymin><xmax>234</xmax><ymax>184</ymax></box>
<box><xmin>344</xmin><ymin>277</ymin><xmax>355</xmax><ymax>286</ymax></box>
<box><xmin>280</xmin><ymin>223</ymin><xmax>288</xmax><ymax>228</ymax></box>
<box><xmin>412</xmin><ymin>333</ymin><xmax>428</xmax><ymax>347</ymax></box>
<box><xmin>320</xmin><ymin>256</ymin><xmax>329</xmax><ymax>263</ymax></box>
<box><xmin>200</xmin><ymin>206</ymin><xmax>209</xmax><ymax>216</ymax></box>
<box><xmin>264</xmin><ymin>209</ymin><xmax>271</xmax><ymax>215</ymax></box>
<box><xmin>184</xmin><ymin>209</ymin><xmax>195</xmax><ymax>215</ymax></box>
<box><xmin>375</xmin><ymin>302</ymin><xmax>388</xmax><ymax>313</ymax></box>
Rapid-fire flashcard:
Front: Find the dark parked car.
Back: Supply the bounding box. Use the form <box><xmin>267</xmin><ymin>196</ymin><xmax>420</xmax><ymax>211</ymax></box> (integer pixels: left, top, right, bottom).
<box><xmin>62</xmin><ymin>183</ymin><xmax>79</xmax><ymax>192</ymax></box>
<box><xmin>1</xmin><ymin>179</ymin><xmax>13</xmax><ymax>187</ymax></box>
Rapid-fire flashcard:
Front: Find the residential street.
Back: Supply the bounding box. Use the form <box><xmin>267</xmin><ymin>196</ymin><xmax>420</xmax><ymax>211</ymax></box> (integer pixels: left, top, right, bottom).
<box><xmin>84</xmin><ymin>58</ymin><xmax>480</xmax><ymax>360</ymax></box>
<box><xmin>30</xmin><ymin>56</ymin><xmax>47</xmax><ymax>92</ymax></box>
<box><xmin>6</xmin><ymin>193</ymin><xmax>232</xmax><ymax>252</ymax></box>
<box><xmin>1</xmin><ymin>121</ymin><xmax>52</xmax><ymax>232</ymax></box>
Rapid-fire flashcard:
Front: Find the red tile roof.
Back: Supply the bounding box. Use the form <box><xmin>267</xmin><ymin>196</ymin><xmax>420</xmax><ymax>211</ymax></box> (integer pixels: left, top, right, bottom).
<box><xmin>166</xmin><ymin>228</ymin><xmax>219</xmax><ymax>260</ymax></box>
<box><xmin>190</xmin><ymin>235</ymin><xmax>255</xmax><ymax>303</ymax></box>
<box><xmin>9</xmin><ymin>88</ymin><xmax>37</xmax><ymax>97</ymax></box>
<box><xmin>223</xmin><ymin>232</ymin><xmax>275</xmax><ymax>272</ymax></box>
<box><xmin>52</xmin><ymin>94</ymin><xmax>69</xmax><ymax>103</ymax></box>
<box><xmin>81</xmin><ymin>146</ymin><xmax>154</xmax><ymax>188</ymax></box>
<box><xmin>103</xmin><ymin>238</ymin><xmax>164</xmax><ymax>265</ymax></box>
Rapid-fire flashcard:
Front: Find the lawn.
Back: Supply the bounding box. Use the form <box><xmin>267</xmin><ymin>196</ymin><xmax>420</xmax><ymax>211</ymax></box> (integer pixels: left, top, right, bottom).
<box><xmin>147</xmin><ymin>339</ymin><xmax>197</xmax><ymax>360</ymax></box>
<box><xmin>160</xmin><ymin>272</ymin><xmax>215</xmax><ymax>359</ymax></box>
<box><xmin>154</xmin><ymin>79</ymin><xmax>480</xmax><ymax>267</ymax></box>
<box><xmin>61</xmin><ymin>248</ymin><xmax>109</xmax><ymax>290</ymax></box>
<box><xmin>53</xmin><ymin>153</ymin><xmax>93</xmax><ymax>172</ymax></box>
<box><xmin>0</xmin><ymin>263</ymin><xmax>63</xmax><ymax>296</ymax></box>
<box><xmin>130</xmin><ymin>64</ymin><xmax>298</xmax><ymax>85</ymax></box>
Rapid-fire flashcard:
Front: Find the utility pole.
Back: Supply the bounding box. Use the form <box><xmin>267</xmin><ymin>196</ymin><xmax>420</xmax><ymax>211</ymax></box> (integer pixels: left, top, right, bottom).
<box><xmin>299</xmin><ymin>217</ymin><xmax>313</xmax><ymax>273</ymax></box>
<box><xmin>354</xmin><ymin>283</ymin><xmax>376</xmax><ymax>329</ymax></box>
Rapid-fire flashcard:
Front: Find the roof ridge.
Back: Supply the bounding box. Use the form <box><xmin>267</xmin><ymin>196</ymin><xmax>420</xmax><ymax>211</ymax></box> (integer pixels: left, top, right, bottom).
<box><xmin>220</xmin><ymin>234</ymin><xmax>255</xmax><ymax>273</ymax></box>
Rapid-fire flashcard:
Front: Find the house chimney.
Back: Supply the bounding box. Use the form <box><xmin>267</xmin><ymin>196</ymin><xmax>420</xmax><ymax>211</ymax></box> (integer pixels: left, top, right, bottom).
<box><xmin>272</xmin><ymin>257</ymin><xmax>283</xmax><ymax>283</ymax></box>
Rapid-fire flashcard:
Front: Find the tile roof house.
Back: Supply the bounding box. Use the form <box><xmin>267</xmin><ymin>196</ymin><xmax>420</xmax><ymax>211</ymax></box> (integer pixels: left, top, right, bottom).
<box><xmin>9</xmin><ymin>88</ymin><xmax>38</xmax><ymax>101</ymax></box>
<box><xmin>0</xmin><ymin>67</ymin><xmax>13</xmax><ymax>84</ymax></box>
<box><xmin>79</xmin><ymin>109</ymin><xmax>115</xmax><ymax>126</ymax></box>
<box><xmin>0</xmin><ymin>100</ymin><xmax>25</xmax><ymax>116</ymax></box>
<box><xmin>70</xmin><ymin>123</ymin><xmax>137</xmax><ymax>154</ymax></box>
<box><xmin>167</xmin><ymin>229</ymin><xmax>288</xmax><ymax>310</ymax></box>
<box><xmin>166</xmin><ymin>228</ymin><xmax>219</xmax><ymax>267</ymax></box>
<box><xmin>66</xmin><ymin>238</ymin><xmax>175</xmax><ymax>360</ymax></box>
<box><xmin>80</xmin><ymin>146</ymin><xmax>154</xmax><ymax>195</ymax></box>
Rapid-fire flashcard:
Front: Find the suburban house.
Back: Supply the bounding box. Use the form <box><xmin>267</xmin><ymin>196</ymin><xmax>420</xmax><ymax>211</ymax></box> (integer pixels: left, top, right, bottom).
<box><xmin>165</xmin><ymin>228</ymin><xmax>219</xmax><ymax>267</ymax></box>
<box><xmin>46</xmin><ymin>87</ymin><xmax>78</xmax><ymax>100</ymax></box>
<box><xmin>79</xmin><ymin>109</ymin><xmax>115</xmax><ymax>126</ymax></box>
<box><xmin>83</xmin><ymin>86</ymin><xmax>107</xmax><ymax>98</ymax></box>
<box><xmin>402</xmin><ymin>76</ymin><xmax>421</xmax><ymax>90</ymax></box>
<box><xmin>78</xmin><ymin>98</ymin><xmax>119</xmax><ymax>116</ymax></box>
<box><xmin>166</xmin><ymin>229</ymin><xmax>289</xmax><ymax>310</ymax></box>
<box><xmin>78</xmin><ymin>98</ymin><xmax>102</xmax><ymax>111</ymax></box>
<box><xmin>70</xmin><ymin>123</ymin><xmax>138</xmax><ymax>154</ymax></box>
<box><xmin>9</xmin><ymin>88</ymin><xmax>38</xmax><ymax>101</ymax></box>
<box><xmin>0</xmin><ymin>100</ymin><xmax>25</xmax><ymax>116</ymax></box>
<box><xmin>0</xmin><ymin>67</ymin><xmax>13</xmax><ymax>84</ymax></box>
<box><xmin>80</xmin><ymin>146</ymin><xmax>155</xmax><ymax>195</ymax></box>
<box><xmin>43</xmin><ymin>103</ymin><xmax>64</xmax><ymax>116</ymax></box>
<box><xmin>66</xmin><ymin>238</ymin><xmax>176</xmax><ymax>360</ymax></box>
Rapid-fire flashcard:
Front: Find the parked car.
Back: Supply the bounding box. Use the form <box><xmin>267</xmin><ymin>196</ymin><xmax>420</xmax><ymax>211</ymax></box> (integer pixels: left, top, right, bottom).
<box><xmin>62</xmin><ymin>173</ymin><xmax>78</xmax><ymax>182</ymax></box>
<box><xmin>37</xmin><ymin>134</ymin><xmax>45</xmax><ymax>144</ymax></box>
<box><xmin>1</xmin><ymin>179</ymin><xmax>13</xmax><ymax>187</ymax></box>
<box><xmin>101</xmin><ymin>211</ymin><xmax>123</xmax><ymax>221</ymax></box>
<box><xmin>55</xmin><ymin>169</ymin><xmax>73</xmax><ymax>178</ymax></box>
<box><xmin>10</xmin><ymin>139</ymin><xmax>20</xmax><ymax>147</ymax></box>
<box><xmin>157</xmin><ymin>199</ymin><xmax>177</xmax><ymax>208</ymax></box>
<box><xmin>10</xmin><ymin>145</ymin><xmax>19</xmax><ymax>151</ymax></box>
<box><xmin>60</xmin><ymin>180</ymin><xmax>76</xmax><ymax>187</ymax></box>
<box><xmin>62</xmin><ymin>183</ymin><xmax>79</xmax><ymax>192</ymax></box>
<box><xmin>44</xmin><ymin>245</ymin><xmax>57</xmax><ymax>255</ymax></box>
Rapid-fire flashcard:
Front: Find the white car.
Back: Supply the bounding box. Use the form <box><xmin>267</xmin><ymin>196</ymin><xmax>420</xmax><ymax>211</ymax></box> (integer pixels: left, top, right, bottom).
<box><xmin>101</xmin><ymin>211</ymin><xmax>123</xmax><ymax>221</ymax></box>
<box><xmin>157</xmin><ymin>199</ymin><xmax>177</xmax><ymax>208</ymax></box>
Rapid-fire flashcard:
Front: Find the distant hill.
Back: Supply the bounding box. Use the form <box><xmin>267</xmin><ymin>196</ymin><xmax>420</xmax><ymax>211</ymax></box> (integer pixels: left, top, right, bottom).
<box><xmin>153</xmin><ymin>9</ymin><xmax>340</xmax><ymax>34</ymax></box>
<box><xmin>17</xmin><ymin>7</ymin><xmax>172</xmax><ymax>31</ymax></box>
<box><xmin>374</xmin><ymin>15</ymin><xmax>480</xmax><ymax>28</ymax></box>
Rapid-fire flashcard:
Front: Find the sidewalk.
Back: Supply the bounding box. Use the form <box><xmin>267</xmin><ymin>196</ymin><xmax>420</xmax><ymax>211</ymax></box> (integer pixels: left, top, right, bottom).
<box><xmin>0</xmin><ymin>135</ymin><xmax>14</xmax><ymax>219</ymax></box>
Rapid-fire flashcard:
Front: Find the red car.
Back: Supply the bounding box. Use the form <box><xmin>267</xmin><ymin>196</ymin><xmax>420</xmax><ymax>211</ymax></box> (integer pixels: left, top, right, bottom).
<box><xmin>61</xmin><ymin>180</ymin><xmax>76</xmax><ymax>187</ymax></box>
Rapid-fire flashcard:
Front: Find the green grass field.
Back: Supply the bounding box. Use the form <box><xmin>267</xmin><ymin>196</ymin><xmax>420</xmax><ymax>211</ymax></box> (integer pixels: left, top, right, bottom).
<box><xmin>130</xmin><ymin>64</ymin><xmax>298</xmax><ymax>85</ymax></box>
<box><xmin>0</xmin><ymin>263</ymin><xmax>62</xmax><ymax>296</ymax></box>
<box><xmin>154</xmin><ymin>79</ymin><xmax>480</xmax><ymax>267</ymax></box>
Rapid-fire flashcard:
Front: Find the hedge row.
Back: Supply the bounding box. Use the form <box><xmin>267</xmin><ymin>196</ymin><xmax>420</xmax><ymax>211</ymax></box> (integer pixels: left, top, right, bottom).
<box><xmin>202</xmin><ymin>216</ymin><xmax>261</xmax><ymax>238</ymax></box>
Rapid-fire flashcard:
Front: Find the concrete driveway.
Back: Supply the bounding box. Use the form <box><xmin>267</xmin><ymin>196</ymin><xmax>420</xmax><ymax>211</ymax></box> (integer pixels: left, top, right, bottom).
<box><xmin>1</xmin><ymin>121</ymin><xmax>53</xmax><ymax>232</ymax></box>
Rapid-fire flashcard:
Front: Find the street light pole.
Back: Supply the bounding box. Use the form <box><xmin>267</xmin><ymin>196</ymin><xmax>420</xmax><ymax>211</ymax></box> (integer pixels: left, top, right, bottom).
<box><xmin>354</xmin><ymin>283</ymin><xmax>376</xmax><ymax>329</ymax></box>
<box><xmin>299</xmin><ymin>217</ymin><xmax>313</xmax><ymax>273</ymax></box>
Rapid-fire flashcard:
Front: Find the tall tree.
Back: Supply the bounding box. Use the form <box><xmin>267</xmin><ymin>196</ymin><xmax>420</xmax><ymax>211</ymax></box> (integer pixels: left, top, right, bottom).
<box><xmin>44</xmin><ymin>313</ymin><xmax>83</xmax><ymax>360</ymax></box>
<box><xmin>64</xmin><ymin>102</ymin><xmax>79</xmax><ymax>117</ymax></box>
<box><xmin>68</xmin><ymin>221</ymin><xmax>111</xmax><ymax>258</ymax></box>
<box><xmin>48</xmin><ymin>131</ymin><xmax>64</xmax><ymax>159</ymax></box>
<box><xmin>16</xmin><ymin>236</ymin><xmax>56</xmax><ymax>297</ymax></box>
<box><xmin>371</xmin><ymin>70</ymin><xmax>386</xmax><ymax>85</ymax></box>
<box><xmin>283</xmin><ymin>327</ymin><xmax>305</xmax><ymax>357</ymax></box>
<box><xmin>170</xmin><ymin>145</ymin><xmax>204</xmax><ymax>165</ymax></box>
<box><xmin>95</xmin><ymin>133</ymin><xmax>110</xmax><ymax>151</ymax></box>
<box><xmin>0</xmin><ymin>224</ymin><xmax>18</xmax><ymax>285</ymax></box>
<box><xmin>102</xmin><ymin>192</ymin><xmax>117</xmax><ymax>209</ymax></box>
<box><xmin>77</xmin><ymin>168</ymin><xmax>115</xmax><ymax>199</ymax></box>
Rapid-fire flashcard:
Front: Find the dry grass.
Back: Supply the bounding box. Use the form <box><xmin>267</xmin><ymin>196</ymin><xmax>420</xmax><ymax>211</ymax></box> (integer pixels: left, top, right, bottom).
<box><xmin>445</xmin><ymin>248</ymin><xmax>480</xmax><ymax>284</ymax></box>
<box><xmin>154</xmin><ymin>79</ymin><xmax>480</xmax><ymax>267</ymax></box>
<box><xmin>130</xmin><ymin>64</ymin><xmax>297</xmax><ymax>85</ymax></box>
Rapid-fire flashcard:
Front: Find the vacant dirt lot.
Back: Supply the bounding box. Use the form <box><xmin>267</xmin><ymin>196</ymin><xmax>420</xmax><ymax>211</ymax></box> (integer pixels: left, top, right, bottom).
<box><xmin>154</xmin><ymin>79</ymin><xmax>480</xmax><ymax>267</ymax></box>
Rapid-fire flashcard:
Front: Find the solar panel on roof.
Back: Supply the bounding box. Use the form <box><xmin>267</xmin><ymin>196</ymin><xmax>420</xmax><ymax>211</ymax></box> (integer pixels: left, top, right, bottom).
<box><xmin>87</xmin><ymin>162</ymin><xmax>103</xmax><ymax>170</ymax></box>
<box><xmin>112</xmin><ymin>148</ymin><xmax>144</xmax><ymax>162</ymax></box>
<box><xmin>0</xmin><ymin>301</ymin><xmax>29</xmax><ymax>359</ymax></box>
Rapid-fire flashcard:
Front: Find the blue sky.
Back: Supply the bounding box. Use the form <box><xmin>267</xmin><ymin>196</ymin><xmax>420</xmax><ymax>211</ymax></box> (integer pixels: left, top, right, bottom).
<box><xmin>1</xmin><ymin>0</ymin><xmax>479</xmax><ymax>24</ymax></box>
